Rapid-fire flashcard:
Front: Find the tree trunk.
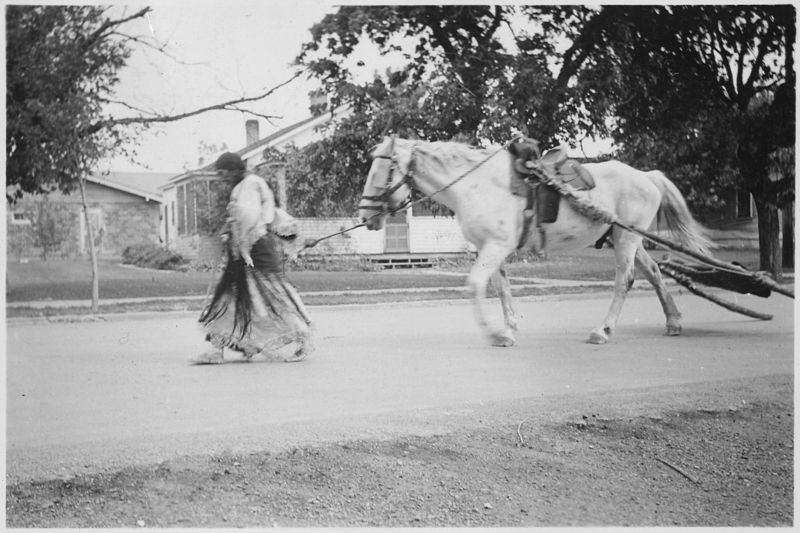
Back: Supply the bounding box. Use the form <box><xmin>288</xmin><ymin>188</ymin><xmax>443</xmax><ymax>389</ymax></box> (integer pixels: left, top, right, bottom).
<box><xmin>754</xmin><ymin>197</ymin><xmax>783</xmax><ymax>281</ymax></box>
<box><xmin>77</xmin><ymin>177</ymin><xmax>100</xmax><ymax>312</ymax></box>
<box><xmin>782</xmin><ymin>202</ymin><xmax>794</xmax><ymax>269</ymax></box>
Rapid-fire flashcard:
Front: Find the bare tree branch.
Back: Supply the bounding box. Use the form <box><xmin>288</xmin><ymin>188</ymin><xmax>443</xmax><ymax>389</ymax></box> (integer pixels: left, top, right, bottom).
<box><xmin>111</xmin><ymin>29</ymin><xmax>207</xmax><ymax>67</ymax></box>
<box><xmin>84</xmin><ymin>7</ymin><xmax>151</xmax><ymax>52</ymax></box>
<box><xmin>85</xmin><ymin>71</ymin><xmax>304</xmax><ymax>134</ymax></box>
<box><xmin>223</xmin><ymin>106</ymin><xmax>283</xmax><ymax>123</ymax></box>
<box><xmin>734</xmin><ymin>16</ymin><xmax>754</xmax><ymax>95</ymax></box>
<box><xmin>710</xmin><ymin>23</ymin><xmax>738</xmax><ymax>103</ymax></box>
<box><xmin>99</xmin><ymin>98</ymin><xmax>160</xmax><ymax>116</ymax></box>
<box><xmin>743</xmin><ymin>21</ymin><xmax>778</xmax><ymax>96</ymax></box>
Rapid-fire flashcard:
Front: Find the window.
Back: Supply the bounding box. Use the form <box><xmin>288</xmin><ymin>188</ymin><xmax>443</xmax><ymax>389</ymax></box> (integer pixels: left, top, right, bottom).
<box><xmin>186</xmin><ymin>181</ymin><xmax>197</xmax><ymax>234</ymax></box>
<box><xmin>11</xmin><ymin>211</ymin><xmax>30</xmax><ymax>225</ymax></box>
<box><xmin>736</xmin><ymin>189</ymin><xmax>752</xmax><ymax>219</ymax></box>
<box><xmin>177</xmin><ymin>184</ymin><xmax>186</xmax><ymax>234</ymax></box>
<box><xmin>176</xmin><ymin>181</ymin><xmax>203</xmax><ymax>235</ymax></box>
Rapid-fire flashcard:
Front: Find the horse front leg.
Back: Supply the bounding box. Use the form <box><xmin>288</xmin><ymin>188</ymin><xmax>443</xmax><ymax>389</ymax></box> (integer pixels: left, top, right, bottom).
<box><xmin>491</xmin><ymin>265</ymin><xmax>518</xmax><ymax>333</ymax></box>
<box><xmin>635</xmin><ymin>244</ymin><xmax>682</xmax><ymax>336</ymax></box>
<box><xmin>468</xmin><ymin>242</ymin><xmax>516</xmax><ymax>347</ymax></box>
<box><xmin>588</xmin><ymin>232</ymin><xmax>638</xmax><ymax>344</ymax></box>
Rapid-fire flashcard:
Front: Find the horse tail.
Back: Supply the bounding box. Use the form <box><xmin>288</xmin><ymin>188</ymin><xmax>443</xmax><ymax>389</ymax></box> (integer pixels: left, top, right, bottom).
<box><xmin>647</xmin><ymin>170</ymin><xmax>715</xmax><ymax>257</ymax></box>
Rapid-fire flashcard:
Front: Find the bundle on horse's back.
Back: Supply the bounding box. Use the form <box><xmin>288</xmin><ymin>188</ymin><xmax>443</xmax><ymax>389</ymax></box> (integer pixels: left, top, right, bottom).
<box><xmin>658</xmin><ymin>258</ymin><xmax>773</xmax><ymax>298</ymax></box>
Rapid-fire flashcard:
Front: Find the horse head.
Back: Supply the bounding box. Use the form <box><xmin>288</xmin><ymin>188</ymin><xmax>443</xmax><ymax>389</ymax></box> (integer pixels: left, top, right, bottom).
<box><xmin>358</xmin><ymin>136</ymin><xmax>414</xmax><ymax>230</ymax></box>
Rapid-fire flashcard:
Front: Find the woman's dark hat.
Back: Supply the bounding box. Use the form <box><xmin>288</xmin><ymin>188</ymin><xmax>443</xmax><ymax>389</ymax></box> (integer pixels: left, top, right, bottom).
<box><xmin>215</xmin><ymin>152</ymin><xmax>245</xmax><ymax>171</ymax></box>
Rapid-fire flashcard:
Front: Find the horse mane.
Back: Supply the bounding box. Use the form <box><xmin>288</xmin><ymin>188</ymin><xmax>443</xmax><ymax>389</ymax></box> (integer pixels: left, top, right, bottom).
<box><xmin>377</xmin><ymin>137</ymin><xmax>495</xmax><ymax>177</ymax></box>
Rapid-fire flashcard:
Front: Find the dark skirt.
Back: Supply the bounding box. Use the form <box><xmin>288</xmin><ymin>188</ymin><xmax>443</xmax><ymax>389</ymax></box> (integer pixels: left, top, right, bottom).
<box><xmin>198</xmin><ymin>234</ymin><xmax>313</xmax><ymax>359</ymax></box>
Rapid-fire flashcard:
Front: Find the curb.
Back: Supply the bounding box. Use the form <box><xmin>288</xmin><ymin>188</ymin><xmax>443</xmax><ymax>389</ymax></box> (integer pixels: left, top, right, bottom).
<box><xmin>5</xmin><ymin>278</ymin><xmax>616</xmax><ymax>310</ymax></box>
<box><xmin>5</xmin><ymin>283</ymin><xmax>664</xmax><ymax>327</ymax></box>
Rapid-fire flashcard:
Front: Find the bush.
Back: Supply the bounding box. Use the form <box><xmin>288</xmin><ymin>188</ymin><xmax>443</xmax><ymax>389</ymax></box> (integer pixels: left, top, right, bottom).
<box><xmin>121</xmin><ymin>243</ymin><xmax>187</xmax><ymax>270</ymax></box>
<box><xmin>287</xmin><ymin>254</ymin><xmax>381</xmax><ymax>272</ymax></box>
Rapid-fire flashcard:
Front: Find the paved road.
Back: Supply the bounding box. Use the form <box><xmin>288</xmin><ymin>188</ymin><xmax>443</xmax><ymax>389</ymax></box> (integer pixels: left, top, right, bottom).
<box><xmin>6</xmin><ymin>290</ymin><xmax>794</xmax><ymax>483</ymax></box>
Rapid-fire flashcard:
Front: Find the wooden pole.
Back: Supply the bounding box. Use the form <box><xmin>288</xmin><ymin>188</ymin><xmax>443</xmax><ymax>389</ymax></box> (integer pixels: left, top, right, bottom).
<box><xmin>660</xmin><ymin>265</ymin><xmax>773</xmax><ymax>321</ymax></box>
<box><xmin>619</xmin><ymin>223</ymin><xmax>794</xmax><ymax>299</ymax></box>
<box><xmin>528</xmin><ymin>162</ymin><xmax>793</xmax><ymax>299</ymax></box>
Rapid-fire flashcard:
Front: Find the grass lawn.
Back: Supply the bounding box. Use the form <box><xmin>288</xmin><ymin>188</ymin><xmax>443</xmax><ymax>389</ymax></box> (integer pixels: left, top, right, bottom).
<box><xmin>5</xmin><ymin>260</ymin><xmax>470</xmax><ymax>302</ymax></box>
<box><xmin>440</xmin><ymin>247</ymin><xmax>766</xmax><ymax>280</ymax></box>
<box><xmin>4</xmin><ymin>247</ymin><xmax>773</xmax><ymax>304</ymax></box>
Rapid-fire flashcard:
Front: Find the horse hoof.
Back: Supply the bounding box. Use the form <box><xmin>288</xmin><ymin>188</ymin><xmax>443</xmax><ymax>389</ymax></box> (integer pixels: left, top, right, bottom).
<box><xmin>190</xmin><ymin>350</ymin><xmax>224</xmax><ymax>365</ymax></box>
<box><xmin>666</xmin><ymin>324</ymin><xmax>682</xmax><ymax>336</ymax></box>
<box><xmin>490</xmin><ymin>332</ymin><xmax>516</xmax><ymax>347</ymax></box>
<box><xmin>587</xmin><ymin>329</ymin><xmax>608</xmax><ymax>344</ymax></box>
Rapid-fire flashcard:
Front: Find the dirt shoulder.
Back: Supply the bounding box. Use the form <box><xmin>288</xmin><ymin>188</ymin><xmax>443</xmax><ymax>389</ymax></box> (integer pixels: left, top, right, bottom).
<box><xmin>7</xmin><ymin>374</ymin><xmax>792</xmax><ymax>528</ymax></box>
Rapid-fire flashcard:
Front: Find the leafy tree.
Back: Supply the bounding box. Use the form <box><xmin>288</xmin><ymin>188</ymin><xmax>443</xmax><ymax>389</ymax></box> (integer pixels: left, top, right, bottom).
<box><xmin>299</xmin><ymin>6</ymin><xmax>512</xmax><ymax>142</ymax></box>
<box><xmin>290</xmin><ymin>6</ymin><xmax>624</xmax><ymax>215</ymax></box>
<box><xmin>7</xmin><ymin>6</ymin><xmax>138</xmax><ymax>202</ymax></box>
<box><xmin>283</xmin><ymin>116</ymin><xmax>375</xmax><ymax>217</ymax></box>
<box><xmin>599</xmin><ymin>5</ymin><xmax>794</xmax><ymax>277</ymax></box>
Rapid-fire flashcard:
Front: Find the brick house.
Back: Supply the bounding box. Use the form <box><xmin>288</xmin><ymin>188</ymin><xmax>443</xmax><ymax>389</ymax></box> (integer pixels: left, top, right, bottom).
<box><xmin>7</xmin><ymin>172</ymin><xmax>171</xmax><ymax>261</ymax></box>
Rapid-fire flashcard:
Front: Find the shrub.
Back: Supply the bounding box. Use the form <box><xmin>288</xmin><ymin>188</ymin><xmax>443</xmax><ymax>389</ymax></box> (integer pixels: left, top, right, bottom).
<box><xmin>287</xmin><ymin>254</ymin><xmax>380</xmax><ymax>272</ymax></box>
<box><xmin>121</xmin><ymin>243</ymin><xmax>187</xmax><ymax>270</ymax></box>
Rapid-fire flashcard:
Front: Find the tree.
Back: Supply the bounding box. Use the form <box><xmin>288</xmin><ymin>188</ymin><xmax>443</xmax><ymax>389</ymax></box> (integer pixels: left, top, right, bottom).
<box><xmin>290</xmin><ymin>6</ymin><xmax>625</xmax><ymax>215</ymax></box>
<box><xmin>598</xmin><ymin>5</ymin><xmax>794</xmax><ymax>278</ymax></box>
<box><xmin>298</xmin><ymin>6</ymin><xmax>512</xmax><ymax>142</ymax></box>
<box><xmin>6</xmin><ymin>5</ymin><xmax>299</xmax><ymax>310</ymax></box>
<box><xmin>296</xmin><ymin>5</ymin><xmax>623</xmax><ymax>147</ymax></box>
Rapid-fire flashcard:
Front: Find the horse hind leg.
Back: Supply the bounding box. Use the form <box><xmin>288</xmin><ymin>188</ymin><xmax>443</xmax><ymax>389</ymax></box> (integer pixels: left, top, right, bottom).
<box><xmin>588</xmin><ymin>231</ymin><xmax>638</xmax><ymax>344</ymax></box>
<box><xmin>635</xmin><ymin>244</ymin><xmax>682</xmax><ymax>336</ymax></box>
<box><xmin>468</xmin><ymin>242</ymin><xmax>517</xmax><ymax>347</ymax></box>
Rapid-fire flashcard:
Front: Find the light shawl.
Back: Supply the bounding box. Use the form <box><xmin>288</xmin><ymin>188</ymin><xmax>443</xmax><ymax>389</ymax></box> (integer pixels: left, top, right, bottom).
<box><xmin>227</xmin><ymin>173</ymin><xmax>274</xmax><ymax>259</ymax></box>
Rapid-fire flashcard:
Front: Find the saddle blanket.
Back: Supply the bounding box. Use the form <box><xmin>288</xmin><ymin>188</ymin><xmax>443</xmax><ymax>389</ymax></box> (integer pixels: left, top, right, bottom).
<box><xmin>508</xmin><ymin>140</ymin><xmax>596</xmax><ymax>224</ymax></box>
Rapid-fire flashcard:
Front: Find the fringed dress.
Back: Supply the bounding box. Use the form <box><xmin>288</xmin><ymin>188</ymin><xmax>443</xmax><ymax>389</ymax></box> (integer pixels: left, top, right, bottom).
<box><xmin>198</xmin><ymin>174</ymin><xmax>313</xmax><ymax>362</ymax></box>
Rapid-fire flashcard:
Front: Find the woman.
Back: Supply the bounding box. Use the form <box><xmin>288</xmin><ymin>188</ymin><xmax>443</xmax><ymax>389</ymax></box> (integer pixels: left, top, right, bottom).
<box><xmin>194</xmin><ymin>152</ymin><xmax>313</xmax><ymax>364</ymax></box>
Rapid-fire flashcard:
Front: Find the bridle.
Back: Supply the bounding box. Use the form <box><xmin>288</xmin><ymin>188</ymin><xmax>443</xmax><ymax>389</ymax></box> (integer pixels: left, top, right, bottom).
<box><xmin>358</xmin><ymin>137</ymin><xmax>416</xmax><ymax>217</ymax></box>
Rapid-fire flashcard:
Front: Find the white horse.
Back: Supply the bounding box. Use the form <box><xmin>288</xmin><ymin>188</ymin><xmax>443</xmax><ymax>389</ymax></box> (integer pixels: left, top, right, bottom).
<box><xmin>358</xmin><ymin>136</ymin><xmax>713</xmax><ymax>345</ymax></box>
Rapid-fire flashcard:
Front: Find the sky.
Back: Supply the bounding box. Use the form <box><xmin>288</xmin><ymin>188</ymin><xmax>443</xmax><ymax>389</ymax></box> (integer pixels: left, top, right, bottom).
<box><xmin>101</xmin><ymin>1</ymin><xmax>342</xmax><ymax>173</ymax></box>
<box><xmin>97</xmin><ymin>1</ymin><xmax>611</xmax><ymax>174</ymax></box>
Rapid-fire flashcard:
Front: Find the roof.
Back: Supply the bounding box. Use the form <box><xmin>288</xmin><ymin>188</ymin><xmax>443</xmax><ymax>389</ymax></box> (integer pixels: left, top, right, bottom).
<box><xmin>88</xmin><ymin>171</ymin><xmax>174</xmax><ymax>202</ymax></box>
<box><xmin>162</xmin><ymin>103</ymin><xmax>353</xmax><ymax>190</ymax></box>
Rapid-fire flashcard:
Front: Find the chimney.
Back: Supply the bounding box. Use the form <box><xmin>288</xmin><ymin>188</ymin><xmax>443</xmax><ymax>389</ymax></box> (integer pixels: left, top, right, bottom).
<box><xmin>245</xmin><ymin>119</ymin><xmax>260</xmax><ymax>147</ymax></box>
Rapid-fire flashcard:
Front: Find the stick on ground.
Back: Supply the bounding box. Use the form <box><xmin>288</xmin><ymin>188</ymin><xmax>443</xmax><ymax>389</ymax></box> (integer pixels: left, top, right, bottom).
<box><xmin>656</xmin><ymin>457</ymin><xmax>701</xmax><ymax>484</ymax></box>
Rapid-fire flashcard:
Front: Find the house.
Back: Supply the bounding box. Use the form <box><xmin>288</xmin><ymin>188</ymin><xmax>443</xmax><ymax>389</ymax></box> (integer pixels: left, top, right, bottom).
<box><xmin>699</xmin><ymin>188</ymin><xmax>760</xmax><ymax>249</ymax></box>
<box><xmin>6</xmin><ymin>172</ymin><xmax>172</xmax><ymax>261</ymax></box>
<box><xmin>160</xmin><ymin>102</ymin><xmax>475</xmax><ymax>265</ymax></box>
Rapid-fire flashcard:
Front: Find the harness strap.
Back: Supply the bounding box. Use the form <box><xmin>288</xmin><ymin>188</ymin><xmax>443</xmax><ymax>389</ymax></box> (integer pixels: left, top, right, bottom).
<box><xmin>517</xmin><ymin>185</ymin><xmax>536</xmax><ymax>250</ymax></box>
<box><xmin>594</xmin><ymin>225</ymin><xmax>614</xmax><ymax>249</ymax></box>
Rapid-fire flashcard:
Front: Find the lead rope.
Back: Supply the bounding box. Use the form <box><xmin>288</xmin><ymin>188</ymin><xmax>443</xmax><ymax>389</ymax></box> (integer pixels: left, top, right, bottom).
<box><xmin>298</xmin><ymin>144</ymin><xmax>507</xmax><ymax>254</ymax></box>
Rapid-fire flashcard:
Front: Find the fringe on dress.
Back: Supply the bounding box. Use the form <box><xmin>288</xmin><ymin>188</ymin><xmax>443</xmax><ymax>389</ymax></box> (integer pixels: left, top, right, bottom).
<box><xmin>198</xmin><ymin>236</ymin><xmax>313</xmax><ymax>361</ymax></box>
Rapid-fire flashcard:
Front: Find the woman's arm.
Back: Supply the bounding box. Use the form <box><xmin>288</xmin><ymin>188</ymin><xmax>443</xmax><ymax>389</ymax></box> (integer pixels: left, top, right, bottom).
<box><xmin>256</xmin><ymin>177</ymin><xmax>276</xmax><ymax>226</ymax></box>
